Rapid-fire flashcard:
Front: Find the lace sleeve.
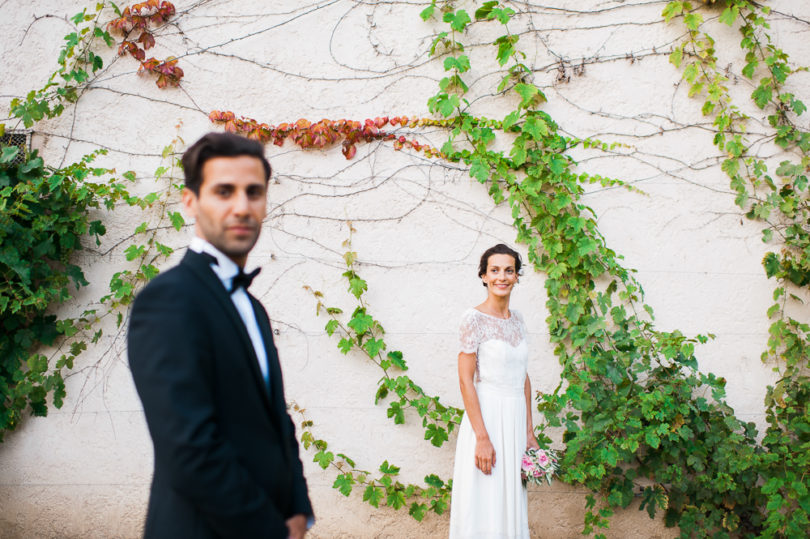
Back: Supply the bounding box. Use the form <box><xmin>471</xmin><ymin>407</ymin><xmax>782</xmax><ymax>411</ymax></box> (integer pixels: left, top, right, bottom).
<box><xmin>458</xmin><ymin>309</ymin><xmax>480</xmax><ymax>354</ymax></box>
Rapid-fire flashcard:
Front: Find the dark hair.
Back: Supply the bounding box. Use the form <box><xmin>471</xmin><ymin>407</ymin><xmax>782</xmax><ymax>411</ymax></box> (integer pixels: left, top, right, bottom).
<box><xmin>181</xmin><ymin>132</ymin><xmax>272</xmax><ymax>194</ymax></box>
<box><xmin>478</xmin><ymin>244</ymin><xmax>522</xmax><ymax>287</ymax></box>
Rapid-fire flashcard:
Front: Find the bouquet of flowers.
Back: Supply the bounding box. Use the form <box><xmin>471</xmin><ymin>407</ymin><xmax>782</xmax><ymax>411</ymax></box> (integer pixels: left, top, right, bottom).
<box><xmin>520</xmin><ymin>447</ymin><xmax>559</xmax><ymax>486</ymax></box>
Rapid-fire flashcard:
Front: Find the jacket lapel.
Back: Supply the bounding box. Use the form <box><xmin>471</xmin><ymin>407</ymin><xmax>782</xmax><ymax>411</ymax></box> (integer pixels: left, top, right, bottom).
<box><xmin>181</xmin><ymin>250</ymin><xmax>276</xmax><ymax>417</ymax></box>
<box><xmin>251</xmin><ymin>298</ymin><xmax>285</xmax><ymax>402</ymax></box>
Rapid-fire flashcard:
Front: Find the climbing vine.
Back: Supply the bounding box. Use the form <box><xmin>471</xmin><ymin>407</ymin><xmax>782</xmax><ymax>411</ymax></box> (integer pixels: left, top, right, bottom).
<box><xmin>107</xmin><ymin>0</ymin><xmax>184</xmax><ymax>88</ymax></box>
<box><xmin>4</xmin><ymin>1</ymin><xmax>809</xmax><ymax>537</ymax></box>
<box><xmin>9</xmin><ymin>3</ymin><xmax>113</xmax><ymax>128</ymax></box>
<box><xmin>293</xmin><ymin>401</ymin><xmax>453</xmax><ymax>521</ymax></box>
<box><xmin>305</xmin><ymin>225</ymin><xmax>463</xmax><ymax>447</ymax></box>
<box><xmin>215</xmin><ymin>1</ymin><xmax>808</xmax><ymax>536</ymax></box>
<box><xmin>665</xmin><ymin>1</ymin><xmax>810</xmax><ymax>536</ymax></box>
<box><xmin>1</xmin><ymin>1</ymin><xmax>183</xmax><ymax>439</ymax></box>
<box><xmin>0</xmin><ymin>145</ymin><xmax>130</xmax><ymax>438</ymax></box>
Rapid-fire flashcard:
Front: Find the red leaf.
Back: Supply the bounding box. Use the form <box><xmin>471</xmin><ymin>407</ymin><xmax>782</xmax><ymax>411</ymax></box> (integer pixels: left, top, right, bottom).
<box><xmin>138</xmin><ymin>31</ymin><xmax>156</xmax><ymax>50</ymax></box>
<box><xmin>342</xmin><ymin>143</ymin><xmax>357</xmax><ymax>159</ymax></box>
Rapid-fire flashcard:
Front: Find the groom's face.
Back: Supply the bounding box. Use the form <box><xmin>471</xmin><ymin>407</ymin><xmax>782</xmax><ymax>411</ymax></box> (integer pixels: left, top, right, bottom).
<box><xmin>182</xmin><ymin>155</ymin><xmax>268</xmax><ymax>267</ymax></box>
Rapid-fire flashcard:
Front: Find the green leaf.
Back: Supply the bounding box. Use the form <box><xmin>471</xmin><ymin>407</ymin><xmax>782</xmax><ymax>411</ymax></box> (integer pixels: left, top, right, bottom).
<box><xmin>474</xmin><ymin>1</ymin><xmax>498</xmax><ymax>20</ymax></box>
<box><xmin>348</xmin><ymin>310</ymin><xmax>374</xmax><ymax>335</ymax></box>
<box><xmin>514</xmin><ymin>83</ymin><xmax>545</xmax><ymax>108</ymax></box>
<box><xmin>522</xmin><ymin>115</ymin><xmax>548</xmax><ymax>140</ymax></box>
<box><xmin>718</xmin><ymin>6</ymin><xmax>739</xmax><ymax>26</ymax></box>
<box><xmin>669</xmin><ymin>47</ymin><xmax>683</xmax><ymax>68</ymax></box>
<box><xmin>763</xmin><ymin>252</ymin><xmax>781</xmax><ymax>278</ymax></box>
<box><xmin>502</xmin><ymin>110</ymin><xmax>521</xmax><ymax>131</ymax></box>
<box><xmin>752</xmin><ymin>85</ymin><xmax>772</xmax><ymax>109</ymax></box>
<box><xmin>333</xmin><ymin>473</ymin><xmax>355</xmax><ymax>496</ymax></box>
<box><xmin>387</xmin><ymin>351</ymin><xmax>407</xmax><ymax>370</ymax></box>
<box><xmin>364</xmin><ymin>337</ymin><xmax>386</xmax><ymax>357</ymax></box>
<box><xmin>443</xmin><ymin>9</ymin><xmax>471</xmax><ymax>32</ymax></box>
<box><xmin>662</xmin><ymin>1</ymin><xmax>683</xmax><ymax>23</ymax></box>
<box><xmin>409</xmin><ymin>502</ymin><xmax>428</xmax><ymax>521</ymax></box>
<box><xmin>168</xmin><ymin>211</ymin><xmax>185</xmax><ymax>231</ymax></box>
<box><xmin>387</xmin><ymin>402</ymin><xmax>405</xmax><ymax>424</ymax></box>
<box><xmin>683</xmin><ymin>12</ymin><xmax>703</xmax><ymax>31</ymax></box>
<box><xmin>510</xmin><ymin>143</ymin><xmax>527</xmax><ymax>167</ymax></box>
<box><xmin>325</xmin><ymin>319</ymin><xmax>339</xmax><ymax>336</ymax></box>
<box><xmin>314</xmin><ymin>449</ymin><xmax>334</xmax><ymax>469</ymax></box>
<box><xmin>379</xmin><ymin>460</ymin><xmax>400</xmax><ymax>475</ymax></box>
<box><xmin>0</xmin><ymin>146</ymin><xmax>20</xmax><ymax>164</ymax></box>
<box><xmin>338</xmin><ymin>337</ymin><xmax>353</xmax><ymax>354</ymax></box>
<box><xmin>419</xmin><ymin>3</ymin><xmax>435</xmax><ymax>21</ymax></box>
<box><xmin>141</xmin><ymin>264</ymin><xmax>159</xmax><ymax>280</ymax></box>
<box><xmin>387</xmin><ymin>489</ymin><xmax>407</xmax><ymax>510</ymax></box>
<box><xmin>124</xmin><ymin>244</ymin><xmax>146</xmax><ymax>261</ymax></box>
<box><xmin>363</xmin><ymin>485</ymin><xmax>384</xmax><ymax>507</ymax></box>
<box><xmin>348</xmin><ymin>276</ymin><xmax>368</xmax><ymax>298</ymax></box>
<box><xmin>444</xmin><ymin>55</ymin><xmax>470</xmax><ymax>73</ymax></box>
<box><xmin>425</xmin><ymin>423</ymin><xmax>449</xmax><ymax>447</ymax></box>
<box><xmin>742</xmin><ymin>62</ymin><xmax>756</xmax><ymax>80</ymax></box>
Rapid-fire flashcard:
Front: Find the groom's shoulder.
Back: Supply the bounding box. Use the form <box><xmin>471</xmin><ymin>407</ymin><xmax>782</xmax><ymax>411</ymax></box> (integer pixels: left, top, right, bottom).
<box><xmin>133</xmin><ymin>255</ymin><xmax>197</xmax><ymax>304</ymax></box>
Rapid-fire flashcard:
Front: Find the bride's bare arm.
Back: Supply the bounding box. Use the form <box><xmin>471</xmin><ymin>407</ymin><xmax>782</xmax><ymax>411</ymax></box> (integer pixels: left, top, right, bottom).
<box><xmin>524</xmin><ymin>375</ymin><xmax>539</xmax><ymax>449</ymax></box>
<box><xmin>458</xmin><ymin>351</ymin><xmax>496</xmax><ymax>474</ymax></box>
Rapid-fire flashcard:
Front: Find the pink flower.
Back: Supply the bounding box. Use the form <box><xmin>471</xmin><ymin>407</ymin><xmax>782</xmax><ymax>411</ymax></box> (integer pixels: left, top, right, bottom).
<box><xmin>537</xmin><ymin>452</ymin><xmax>549</xmax><ymax>466</ymax></box>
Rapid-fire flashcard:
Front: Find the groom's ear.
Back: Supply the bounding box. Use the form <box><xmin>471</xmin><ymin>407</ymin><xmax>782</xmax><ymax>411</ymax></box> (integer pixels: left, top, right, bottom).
<box><xmin>181</xmin><ymin>187</ymin><xmax>197</xmax><ymax>219</ymax></box>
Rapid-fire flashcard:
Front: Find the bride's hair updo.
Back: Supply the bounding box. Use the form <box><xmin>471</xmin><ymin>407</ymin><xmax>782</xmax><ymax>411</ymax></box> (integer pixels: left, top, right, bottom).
<box><xmin>477</xmin><ymin>244</ymin><xmax>522</xmax><ymax>286</ymax></box>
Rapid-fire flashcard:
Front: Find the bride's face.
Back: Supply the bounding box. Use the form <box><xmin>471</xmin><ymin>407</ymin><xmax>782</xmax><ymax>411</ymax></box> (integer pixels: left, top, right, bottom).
<box><xmin>482</xmin><ymin>253</ymin><xmax>518</xmax><ymax>297</ymax></box>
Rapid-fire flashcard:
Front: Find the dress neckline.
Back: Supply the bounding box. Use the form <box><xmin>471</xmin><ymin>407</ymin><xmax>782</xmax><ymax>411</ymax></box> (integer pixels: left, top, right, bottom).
<box><xmin>473</xmin><ymin>308</ymin><xmax>512</xmax><ymax>320</ymax></box>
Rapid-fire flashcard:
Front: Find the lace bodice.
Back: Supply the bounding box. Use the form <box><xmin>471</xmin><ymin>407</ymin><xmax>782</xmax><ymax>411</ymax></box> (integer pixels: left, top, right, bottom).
<box><xmin>458</xmin><ymin>308</ymin><xmax>528</xmax><ymax>390</ymax></box>
<box><xmin>459</xmin><ymin>308</ymin><xmax>526</xmax><ymax>353</ymax></box>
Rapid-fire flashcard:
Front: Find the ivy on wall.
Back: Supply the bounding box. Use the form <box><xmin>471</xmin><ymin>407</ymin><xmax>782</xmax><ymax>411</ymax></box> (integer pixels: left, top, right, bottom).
<box><xmin>3</xmin><ymin>1</ymin><xmax>808</xmax><ymax>538</ymax></box>
<box><xmin>218</xmin><ymin>1</ymin><xmax>809</xmax><ymax>536</ymax></box>
<box><xmin>665</xmin><ymin>1</ymin><xmax>810</xmax><ymax>536</ymax></box>
<box><xmin>0</xmin><ymin>146</ymin><xmax>125</xmax><ymax>438</ymax></box>
<box><xmin>1</xmin><ymin>1</ymin><xmax>183</xmax><ymax>439</ymax></box>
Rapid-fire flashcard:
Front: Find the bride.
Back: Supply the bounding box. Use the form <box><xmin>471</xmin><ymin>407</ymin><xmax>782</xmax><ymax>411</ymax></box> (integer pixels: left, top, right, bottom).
<box><xmin>448</xmin><ymin>244</ymin><xmax>538</xmax><ymax>538</ymax></box>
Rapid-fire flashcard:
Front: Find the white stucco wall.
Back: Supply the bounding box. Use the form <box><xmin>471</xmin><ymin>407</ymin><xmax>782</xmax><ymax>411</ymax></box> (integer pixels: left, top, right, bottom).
<box><xmin>1</xmin><ymin>1</ymin><xmax>808</xmax><ymax>537</ymax></box>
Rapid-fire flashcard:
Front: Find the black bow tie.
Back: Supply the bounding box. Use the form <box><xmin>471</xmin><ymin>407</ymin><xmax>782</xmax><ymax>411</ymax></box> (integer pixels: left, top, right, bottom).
<box><xmin>230</xmin><ymin>267</ymin><xmax>260</xmax><ymax>294</ymax></box>
<box><xmin>200</xmin><ymin>251</ymin><xmax>260</xmax><ymax>294</ymax></box>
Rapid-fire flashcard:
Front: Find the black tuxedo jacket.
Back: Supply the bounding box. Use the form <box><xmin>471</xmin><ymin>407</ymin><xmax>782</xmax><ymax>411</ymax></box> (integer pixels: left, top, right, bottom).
<box><xmin>128</xmin><ymin>249</ymin><xmax>312</xmax><ymax>538</ymax></box>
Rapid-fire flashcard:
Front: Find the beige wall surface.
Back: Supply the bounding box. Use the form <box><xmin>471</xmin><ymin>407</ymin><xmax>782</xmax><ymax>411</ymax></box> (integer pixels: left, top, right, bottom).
<box><xmin>1</xmin><ymin>1</ymin><xmax>808</xmax><ymax>537</ymax></box>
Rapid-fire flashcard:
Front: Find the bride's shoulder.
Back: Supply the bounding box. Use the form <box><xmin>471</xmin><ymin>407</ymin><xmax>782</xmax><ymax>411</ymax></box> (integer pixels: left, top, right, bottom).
<box><xmin>460</xmin><ymin>307</ymin><xmax>480</xmax><ymax>322</ymax></box>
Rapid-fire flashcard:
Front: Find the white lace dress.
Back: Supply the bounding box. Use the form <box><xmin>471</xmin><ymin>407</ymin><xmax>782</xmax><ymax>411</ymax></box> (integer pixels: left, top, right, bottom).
<box><xmin>449</xmin><ymin>308</ymin><xmax>530</xmax><ymax>539</ymax></box>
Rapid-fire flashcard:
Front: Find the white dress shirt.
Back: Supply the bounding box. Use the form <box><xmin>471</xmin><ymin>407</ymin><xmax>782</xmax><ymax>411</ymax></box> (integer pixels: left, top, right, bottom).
<box><xmin>189</xmin><ymin>236</ymin><xmax>269</xmax><ymax>385</ymax></box>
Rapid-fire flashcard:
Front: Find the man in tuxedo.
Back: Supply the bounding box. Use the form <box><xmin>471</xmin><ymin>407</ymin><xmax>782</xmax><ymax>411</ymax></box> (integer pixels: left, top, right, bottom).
<box><xmin>128</xmin><ymin>132</ymin><xmax>313</xmax><ymax>539</ymax></box>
